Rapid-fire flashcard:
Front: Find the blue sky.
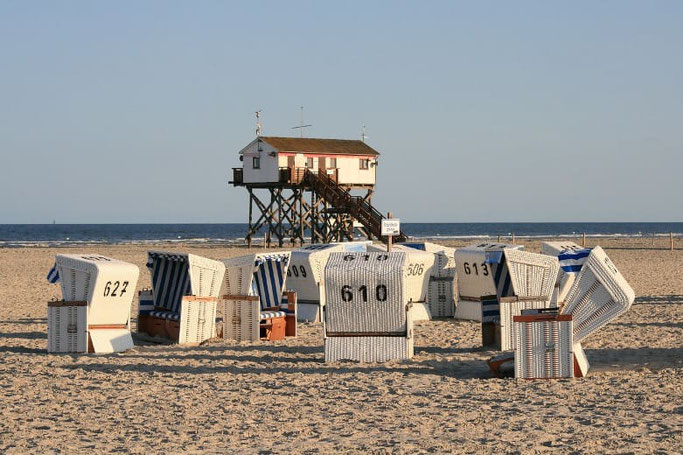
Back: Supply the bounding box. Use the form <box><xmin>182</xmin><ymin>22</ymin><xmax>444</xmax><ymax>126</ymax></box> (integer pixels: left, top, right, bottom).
<box><xmin>1</xmin><ymin>1</ymin><xmax>681</xmax><ymax>223</ymax></box>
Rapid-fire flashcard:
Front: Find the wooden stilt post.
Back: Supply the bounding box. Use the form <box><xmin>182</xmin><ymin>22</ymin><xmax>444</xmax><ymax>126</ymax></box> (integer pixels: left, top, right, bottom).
<box><xmin>582</xmin><ymin>232</ymin><xmax>586</xmax><ymax>247</ymax></box>
<box><xmin>247</xmin><ymin>188</ymin><xmax>253</xmax><ymax>248</ymax></box>
<box><xmin>497</xmin><ymin>235</ymin><xmax>501</xmax><ymax>243</ymax></box>
<box><xmin>671</xmin><ymin>232</ymin><xmax>674</xmax><ymax>251</ymax></box>
<box><xmin>511</xmin><ymin>233</ymin><xmax>515</xmax><ymax>244</ymax></box>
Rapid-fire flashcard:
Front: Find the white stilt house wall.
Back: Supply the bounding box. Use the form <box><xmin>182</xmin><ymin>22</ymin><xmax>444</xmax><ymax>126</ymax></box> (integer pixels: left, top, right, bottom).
<box><xmin>323</xmin><ymin>250</ymin><xmax>434</xmax><ymax>362</ymax></box>
<box><xmin>47</xmin><ymin>254</ymin><xmax>139</xmax><ymax>353</ymax></box>
<box><xmin>454</xmin><ymin>243</ymin><xmax>523</xmax><ymax>321</ymax></box>
<box><xmin>287</xmin><ymin>241</ymin><xmax>372</xmax><ymax>322</ymax></box>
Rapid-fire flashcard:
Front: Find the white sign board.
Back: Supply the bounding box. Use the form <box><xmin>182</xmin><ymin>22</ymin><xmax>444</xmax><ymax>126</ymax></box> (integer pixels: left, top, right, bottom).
<box><xmin>381</xmin><ymin>219</ymin><xmax>401</xmax><ymax>236</ymax></box>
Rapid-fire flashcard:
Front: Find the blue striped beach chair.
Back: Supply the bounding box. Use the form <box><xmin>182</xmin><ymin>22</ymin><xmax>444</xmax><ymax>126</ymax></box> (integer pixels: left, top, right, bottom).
<box><xmin>137</xmin><ymin>251</ymin><xmax>225</xmax><ymax>344</ymax></box>
<box><xmin>220</xmin><ymin>252</ymin><xmax>296</xmax><ymax>341</ymax></box>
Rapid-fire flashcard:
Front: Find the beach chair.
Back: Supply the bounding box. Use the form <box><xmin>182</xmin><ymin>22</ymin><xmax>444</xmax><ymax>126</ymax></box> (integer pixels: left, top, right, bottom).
<box><xmin>46</xmin><ymin>254</ymin><xmax>139</xmax><ymax>353</ymax></box>
<box><xmin>137</xmin><ymin>251</ymin><xmax>225</xmax><ymax>344</ymax></box>
<box><xmin>560</xmin><ymin>246</ymin><xmax>635</xmax><ymax>343</ymax></box>
<box><xmin>366</xmin><ymin>244</ymin><xmax>437</xmax><ymax>321</ymax></box>
<box><xmin>287</xmin><ymin>241</ymin><xmax>371</xmax><ymax>322</ymax></box>
<box><xmin>513</xmin><ymin>310</ymin><xmax>575</xmax><ymax>379</ymax></box>
<box><xmin>479</xmin><ymin>249</ymin><xmax>559</xmax><ymax>351</ymax></box>
<box><xmin>220</xmin><ymin>252</ymin><xmax>296</xmax><ymax>341</ymax></box>
<box><xmin>454</xmin><ymin>243</ymin><xmax>524</xmax><ymax>321</ymax></box>
<box><xmin>323</xmin><ymin>250</ymin><xmax>434</xmax><ymax>362</ymax></box>
<box><xmin>541</xmin><ymin>241</ymin><xmax>590</xmax><ymax>306</ymax></box>
<box><xmin>400</xmin><ymin>242</ymin><xmax>457</xmax><ymax>318</ymax></box>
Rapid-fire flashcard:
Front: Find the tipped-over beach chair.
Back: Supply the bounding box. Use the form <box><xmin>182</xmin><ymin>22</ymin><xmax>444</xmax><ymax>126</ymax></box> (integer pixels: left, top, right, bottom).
<box><xmin>560</xmin><ymin>246</ymin><xmax>635</xmax><ymax>343</ymax></box>
<box><xmin>480</xmin><ymin>249</ymin><xmax>559</xmax><ymax>351</ymax></box>
<box><xmin>220</xmin><ymin>252</ymin><xmax>297</xmax><ymax>341</ymax></box>
<box><xmin>137</xmin><ymin>251</ymin><xmax>225</xmax><ymax>344</ymax></box>
<box><xmin>287</xmin><ymin>242</ymin><xmax>371</xmax><ymax>322</ymax></box>
<box><xmin>454</xmin><ymin>243</ymin><xmax>524</xmax><ymax>321</ymax></box>
<box><xmin>400</xmin><ymin>242</ymin><xmax>457</xmax><ymax>318</ymax></box>
<box><xmin>46</xmin><ymin>254</ymin><xmax>139</xmax><ymax>353</ymax></box>
<box><xmin>323</xmin><ymin>250</ymin><xmax>434</xmax><ymax>362</ymax></box>
<box><xmin>541</xmin><ymin>241</ymin><xmax>590</xmax><ymax>306</ymax></box>
<box><xmin>487</xmin><ymin>308</ymin><xmax>589</xmax><ymax>379</ymax></box>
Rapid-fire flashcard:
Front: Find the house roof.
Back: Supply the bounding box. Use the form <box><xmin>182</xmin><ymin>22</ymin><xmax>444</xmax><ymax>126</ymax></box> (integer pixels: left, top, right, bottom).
<box><xmin>259</xmin><ymin>137</ymin><xmax>380</xmax><ymax>156</ymax></box>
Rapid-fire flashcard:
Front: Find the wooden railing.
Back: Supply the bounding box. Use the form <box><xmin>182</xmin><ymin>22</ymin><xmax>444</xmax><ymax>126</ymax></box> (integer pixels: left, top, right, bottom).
<box><xmin>303</xmin><ymin>170</ymin><xmax>408</xmax><ymax>243</ymax></box>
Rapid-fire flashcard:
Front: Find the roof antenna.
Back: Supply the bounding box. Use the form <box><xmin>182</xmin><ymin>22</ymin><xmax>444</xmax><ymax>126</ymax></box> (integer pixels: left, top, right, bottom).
<box><xmin>291</xmin><ymin>106</ymin><xmax>312</xmax><ymax>137</ymax></box>
<box><xmin>255</xmin><ymin>110</ymin><xmax>263</xmax><ymax>137</ymax></box>
<box><xmin>361</xmin><ymin>124</ymin><xmax>368</xmax><ymax>143</ymax></box>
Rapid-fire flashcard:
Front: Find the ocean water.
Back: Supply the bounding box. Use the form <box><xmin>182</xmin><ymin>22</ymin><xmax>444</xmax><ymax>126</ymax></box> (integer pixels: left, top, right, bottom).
<box><xmin>0</xmin><ymin>223</ymin><xmax>681</xmax><ymax>247</ymax></box>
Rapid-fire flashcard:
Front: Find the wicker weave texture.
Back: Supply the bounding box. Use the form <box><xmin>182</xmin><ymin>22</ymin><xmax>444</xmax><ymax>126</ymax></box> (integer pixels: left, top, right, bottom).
<box><xmin>47</xmin><ymin>304</ymin><xmax>88</xmax><ymax>353</ymax></box>
<box><xmin>324</xmin><ymin>336</ymin><xmax>413</xmax><ymax>362</ymax></box>
<box><xmin>561</xmin><ymin>247</ymin><xmax>635</xmax><ymax>342</ymax></box>
<box><xmin>500</xmin><ymin>300</ymin><xmax>554</xmax><ymax>351</ymax></box>
<box><xmin>324</xmin><ymin>252</ymin><xmax>406</xmax><ymax>333</ymax></box>
<box><xmin>55</xmin><ymin>254</ymin><xmax>139</xmax><ymax>326</ymax></box>
<box><xmin>178</xmin><ymin>298</ymin><xmax>217</xmax><ymax>344</ymax></box>
<box><xmin>514</xmin><ymin>318</ymin><xmax>574</xmax><ymax>379</ymax></box>
<box><xmin>503</xmin><ymin>250</ymin><xmax>559</xmax><ymax>299</ymax></box>
<box><xmin>223</xmin><ymin>298</ymin><xmax>260</xmax><ymax>342</ymax></box>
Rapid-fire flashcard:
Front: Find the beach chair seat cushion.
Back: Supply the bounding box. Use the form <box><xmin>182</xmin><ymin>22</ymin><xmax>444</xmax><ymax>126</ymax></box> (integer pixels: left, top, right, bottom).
<box><xmin>149</xmin><ymin>310</ymin><xmax>181</xmax><ymax>321</ymax></box>
<box><xmin>260</xmin><ymin>311</ymin><xmax>287</xmax><ymax>319</ymax></box>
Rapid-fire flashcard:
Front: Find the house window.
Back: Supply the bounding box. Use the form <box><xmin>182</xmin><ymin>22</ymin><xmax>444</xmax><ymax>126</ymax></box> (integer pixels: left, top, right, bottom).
<box><xmin>328</xmin><ymin>158</ymin><xmax>337</xmax><ymax>169</ymax></box>
<box><xmin>306</xmin><ymin>157</ymin><xmax>314</xmax><ymax>168</ymax></box>
<box><xmin>359</xmin><ymin>159</ymin><xmax>369</xmax><ymax>170</ymax></box>
<box><xmin>253</xmin><ymin>156</ymin><xmax>260</xmax><ymax>169</ymax></box>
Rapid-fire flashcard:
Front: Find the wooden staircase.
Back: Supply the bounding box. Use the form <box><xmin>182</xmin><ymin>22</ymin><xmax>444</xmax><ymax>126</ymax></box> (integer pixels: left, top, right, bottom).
<box><xmin>303</xmin><ymin>170</ymin><xmax>408</xmax><ymax>244</ymax></box>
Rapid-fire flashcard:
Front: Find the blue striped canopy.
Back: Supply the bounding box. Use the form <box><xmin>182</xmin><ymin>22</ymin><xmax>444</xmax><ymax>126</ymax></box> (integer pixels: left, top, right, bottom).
<box><xmin>558</xmin><ymin>248</ymin><xmax>591</xmax><ymax>273</ymax></box>
<box><xmin>46</xmin><ymin>263</ymin><xmax>60</xmax><ymax>283</ymax></box>
<box><xmin>147</xmin><ymin>252</ymin><xmax>191</xmax><ymax>314</ymax></box>
<box><xmin>251</xmin><ymin>254</ymin><xmax>289</xmax><ymax>310</ymax></box>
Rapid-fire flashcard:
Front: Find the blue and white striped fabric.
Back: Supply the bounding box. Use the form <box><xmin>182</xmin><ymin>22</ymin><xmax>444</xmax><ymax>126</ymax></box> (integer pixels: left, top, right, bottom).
<box><xmin>558</xmin><ymin>248</ymin><xmax>591</xmax><ymax>273</ymax></box>
<box><xmin>252</xmin><ymin>254</ymin><xmax>289</xmax><ymax>310</ymax></box>
<box><xmin>138</xmin><ymin>295</ymin><xmax>155</xmax><ymax>316</ymax></box>
<box><xmin>481</xmin><ymin>296</ymin><xmax>500</xmax><ymax>323</ymax></box>
<box><xmin>147</xmin><ymin>252</ymin><xmax>191</xmax><ymax>314</ymax></box>
<box><xmin>149</xmin><ymin>310</ymin><xmax>181</xmax><ymax>321</ymax></box>
<box><xmin>47</xmin><ymin>264</ymin><xmax>60</xmax><ymax>283</ymax></box>
<box><xmin>493</xmin><ymin>255</ymin><xmax>513</xmax><ymax>298</ymax></box>
<box><xmin>260</xmin><ymin>311</ymin><xmax>287</xmax><ymax>319</ymax></box>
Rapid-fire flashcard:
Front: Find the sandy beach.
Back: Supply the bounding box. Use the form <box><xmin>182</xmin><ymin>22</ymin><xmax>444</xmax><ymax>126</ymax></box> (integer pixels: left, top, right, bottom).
<box><xmin>0</xmin><ymin>238</ymin><xmax>681</xmax><ymax>453</ymax></box>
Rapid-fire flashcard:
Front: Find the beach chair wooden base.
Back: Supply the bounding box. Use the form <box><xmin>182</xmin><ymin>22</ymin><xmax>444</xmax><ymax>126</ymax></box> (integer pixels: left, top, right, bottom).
<box><xmin>260</xmin><ymin>316</ymin><xmax>286</xmax><ymax>341</ymax></box>
<box><xmin>137</xmin><ymin>315</ymin><xmax>181</xmax><ymax>342</ymax></box>
<box><xmin>137</xmin><ymin>297</ymin><xmax>217</xmax><ymax>345</ymax></box>
<box><xmin>487</xmin><ymin>352</ymin><xmax>515</xmax><ymax>378</ymax></box>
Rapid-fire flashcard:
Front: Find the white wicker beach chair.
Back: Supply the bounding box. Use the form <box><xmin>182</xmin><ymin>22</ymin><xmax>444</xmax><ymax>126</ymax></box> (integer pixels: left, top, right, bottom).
<box><xmin>46</xmin><ymin>254</ymin><xmax>139</xmax><ymax>353</ymax></box>
<box><xmin>287</xmin><ymin>242</ymin><xmax>371</xmax><ymax>322</ymax></box>
<box><xmin>323</xmin><ymin>250</ymin><xmax>434</xmax><ymax>362</ymax></box>
<box><xmin>220</xmin><ymin>252</ymin><xmax>295</xmax><ymax>341</ymax></box>
<box><xmin>400</xmin><ymin>242</ymin><xmax>457</xmax><ymax>318</ymax></box>
<box><xmin>513</xmin><ymin>310</ymin><xmax>575</xmax><ymax>379</ymax></box>
<box><xmin>137</xmin><ymin>251</ymin><xmax>224</xmax><ymax>344</ymax></box>
<box><xmin>454</xmin><ymin>243</ymin><xmax>524</xmax><ymax>321</ymax></box>
<box><xmin>480</xmin><ymin>249</ymin><xmax>559</xmax><ymax>351</ymax></box>
<box><xmin>560</xmin><ymin>246</ymin><xmax>635</xmax><ymax>343</ymax></box>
